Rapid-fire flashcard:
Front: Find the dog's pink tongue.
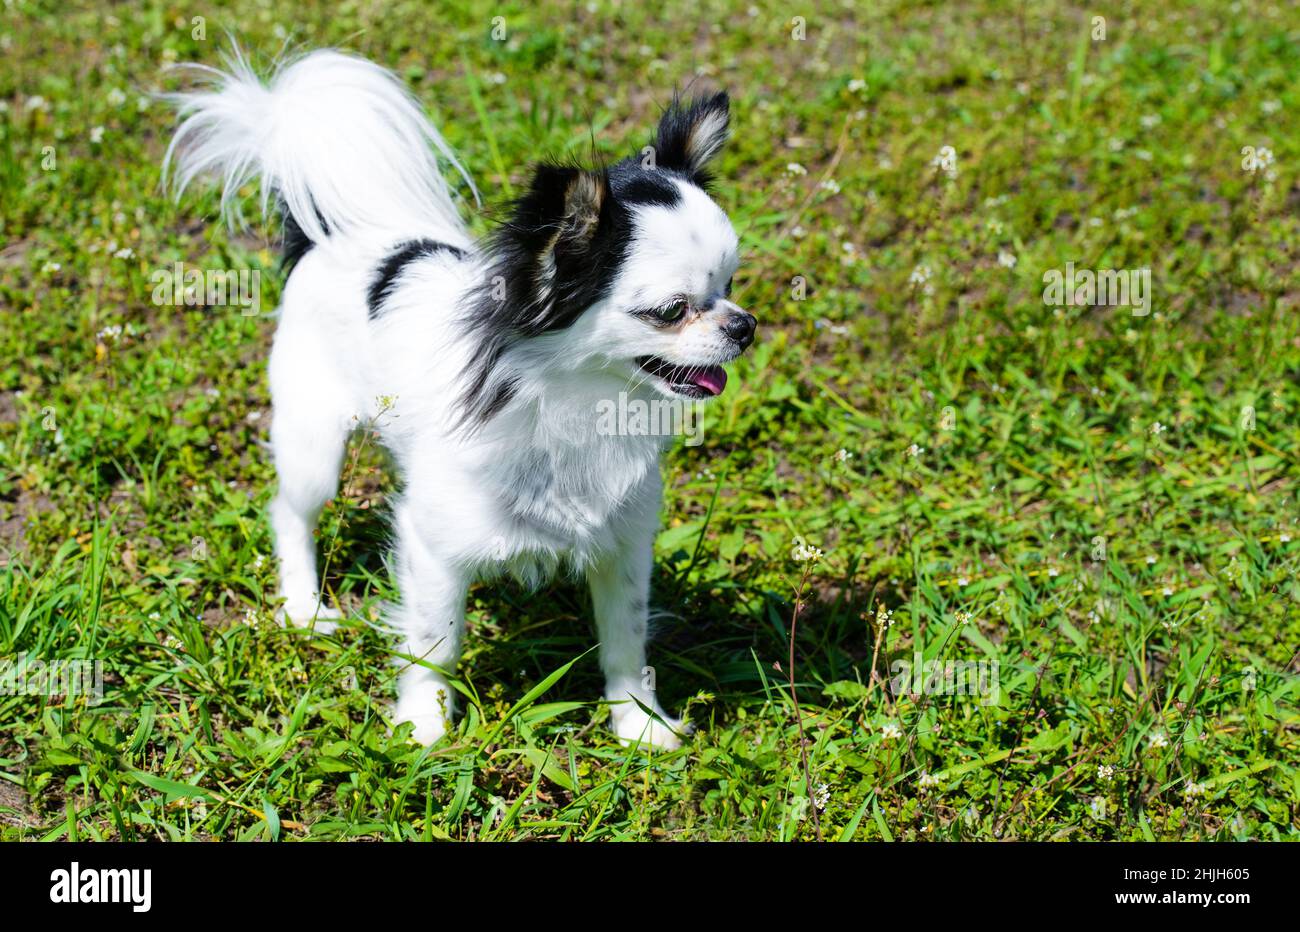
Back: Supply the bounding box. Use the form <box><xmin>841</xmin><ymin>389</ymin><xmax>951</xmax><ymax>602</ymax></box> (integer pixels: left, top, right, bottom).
<box><xmin>689</xmin><ymin>365</ymin><xmax>728</xmax><ymax>396</ymax></box>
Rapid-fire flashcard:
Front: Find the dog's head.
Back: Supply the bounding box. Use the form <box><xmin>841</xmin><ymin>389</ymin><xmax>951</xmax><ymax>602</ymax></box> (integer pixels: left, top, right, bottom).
<box><xmin>463</xmin><ymin>92</ymin><xmax>753</xmax><ymax>420</ymax></box>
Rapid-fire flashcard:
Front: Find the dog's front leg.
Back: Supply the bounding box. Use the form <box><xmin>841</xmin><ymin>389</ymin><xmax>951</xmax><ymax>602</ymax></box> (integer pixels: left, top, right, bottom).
<box><xmin>391</xmin><ymin>507</ymin><xmax>470</xmax><ymax>746</ymax></box>
<box><xmin>588</xmin><ymin>519</ymin><xmax>685</xmax><ymax>750</ymax></box>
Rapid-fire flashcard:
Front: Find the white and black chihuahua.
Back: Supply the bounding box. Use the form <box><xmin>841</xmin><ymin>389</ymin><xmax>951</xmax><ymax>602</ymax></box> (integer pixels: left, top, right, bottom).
<box><xmin>163</xmin><ymin>47</ymin><xmax>755</xmax><ymax>748</ymax></box>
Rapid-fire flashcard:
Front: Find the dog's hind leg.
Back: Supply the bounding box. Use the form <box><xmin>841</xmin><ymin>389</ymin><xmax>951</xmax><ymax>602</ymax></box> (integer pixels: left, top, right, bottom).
<box><xmin>267</xmin><ymin>329</ymin><xmax>352</xmax><ymax>633</ymax></box>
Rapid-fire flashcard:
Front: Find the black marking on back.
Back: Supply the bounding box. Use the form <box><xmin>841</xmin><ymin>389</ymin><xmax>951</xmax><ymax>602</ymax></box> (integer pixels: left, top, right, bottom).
<box><xmin>279</xmin><ymin>201</ymin><xmax>321</xmax><ymax>275</ymax></box>
<box><xmin>367</xmin><ymin>239</ymin><xmax>468</xmax><ymax>320</ymax></box>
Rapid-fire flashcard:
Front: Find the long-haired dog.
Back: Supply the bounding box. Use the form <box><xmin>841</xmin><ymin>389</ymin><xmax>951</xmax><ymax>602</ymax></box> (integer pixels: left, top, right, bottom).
<box><xmin>163</xmin><ymin>47</ymin><xmax>754</xmax><ymax>748</ymax></box>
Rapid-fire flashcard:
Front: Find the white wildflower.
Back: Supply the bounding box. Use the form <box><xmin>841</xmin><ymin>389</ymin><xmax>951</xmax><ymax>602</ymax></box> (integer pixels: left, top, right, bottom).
<box><xmin>790</xmin><ymin>536</ymin><xmax>823</xmax><ymax>564</ymax></box>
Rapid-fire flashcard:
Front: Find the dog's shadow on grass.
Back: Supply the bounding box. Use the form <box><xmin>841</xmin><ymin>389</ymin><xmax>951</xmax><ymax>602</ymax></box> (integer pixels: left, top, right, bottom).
<box><xmin>313</xmin><ymin>480</ymin><xmax>881</xmax><ymax>722</ymax></box>
<box><xmin>441</xmin><ymin>557</ymin><xmax>885</xmax><ymax>724</ymax></box>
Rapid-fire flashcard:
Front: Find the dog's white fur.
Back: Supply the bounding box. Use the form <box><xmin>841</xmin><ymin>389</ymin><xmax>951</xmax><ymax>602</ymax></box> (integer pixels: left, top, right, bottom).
<box><xmin>164</xmin><ymin>48</ymin><xmax>747</xmax><ymax>749</ymax></box>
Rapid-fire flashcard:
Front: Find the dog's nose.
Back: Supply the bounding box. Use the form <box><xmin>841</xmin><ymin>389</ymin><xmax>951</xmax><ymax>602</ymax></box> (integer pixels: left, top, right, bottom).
<box><xmin>723</xmin><ymin>312</ymin><xmax>756</xmax><ymax>349</ymax></box>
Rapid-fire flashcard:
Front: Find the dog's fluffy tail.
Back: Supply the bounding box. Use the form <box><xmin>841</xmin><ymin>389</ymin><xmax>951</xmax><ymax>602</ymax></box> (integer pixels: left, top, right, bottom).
<box><xmin>163</xmin><ymin>45</ymin><xmax>477</xmax><ymax>249</ymax></box>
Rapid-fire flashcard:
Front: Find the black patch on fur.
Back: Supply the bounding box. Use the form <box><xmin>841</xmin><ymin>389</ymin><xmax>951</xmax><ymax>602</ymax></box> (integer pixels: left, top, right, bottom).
<box><xmin>367</xmin><ymin>239</ymin><xmax>468</xmax><ymax>319</ymax></box>
<box><xmin>479</xmin><ymin>377</ymin><xmax>520</xmax><ymax>421</ymax></box>
<box><xmin>613</xmin><ymin>169</ymin><xmax>683</xmax><ymax>207</ymax></box>
<box><xmin>280</xmin><ymin>209</ymin><xmax>315</xmax><ymax>274</ymax></box>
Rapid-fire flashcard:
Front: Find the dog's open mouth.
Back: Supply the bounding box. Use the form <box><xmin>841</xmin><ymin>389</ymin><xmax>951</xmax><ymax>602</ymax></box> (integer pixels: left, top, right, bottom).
<box><xmin>636</xmin><ymin>356</ymin><xmax>729</xmax><ymax>398</ymax></box>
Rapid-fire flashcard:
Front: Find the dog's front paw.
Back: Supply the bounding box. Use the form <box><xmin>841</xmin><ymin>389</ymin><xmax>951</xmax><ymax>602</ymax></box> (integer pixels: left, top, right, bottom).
<box><xmin>394</xmin><ymin>708</ymin><xmax>448</xmax><ymax>746</ymax></box>
<box><xmin>393</xmin><ymin>677</ymin><xmax>454</xmax><ymax>746</ymax></box>
<box><xmin>610</xmin><ymin>704</ymin><xmax>688</xmax><ymax>751</ymax></box>
<box><xmin>275</xmin><ymin>600</ymin><xmax>343</xmax><ymax>634</ymax></box>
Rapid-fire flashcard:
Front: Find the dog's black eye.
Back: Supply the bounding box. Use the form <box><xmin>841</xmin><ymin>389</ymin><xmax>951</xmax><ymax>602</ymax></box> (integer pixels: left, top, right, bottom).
<box><xmin>657</xmin><ymin>301</ymin><xmax>687</xmax><ymax>323</ymax></box>
<box><xmin>725</xmin><ymin>276</ymin><xmax>733</xmax><ymax>297</ymax></box>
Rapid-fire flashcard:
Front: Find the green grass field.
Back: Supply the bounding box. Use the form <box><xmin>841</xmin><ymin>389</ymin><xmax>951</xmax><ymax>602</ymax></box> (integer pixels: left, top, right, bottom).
<box><xmin>2</xmin><ymin>0</ymin><xmax>1298</xmax><ymax>841</ymax></box>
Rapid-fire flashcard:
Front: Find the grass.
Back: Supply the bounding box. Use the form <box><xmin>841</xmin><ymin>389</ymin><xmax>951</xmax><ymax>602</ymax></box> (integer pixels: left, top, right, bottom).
<box><xmin>1</xmin><ymin>0</ymin><xmax>1298</xmax><ymax>841</ymax></box>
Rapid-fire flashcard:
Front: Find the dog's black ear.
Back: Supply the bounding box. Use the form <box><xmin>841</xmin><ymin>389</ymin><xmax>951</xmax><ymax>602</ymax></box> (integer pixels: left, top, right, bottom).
<box><xmin>650</xmin><ymin>91</ymin><xmax>730</xmax><ymax>185</ymax></box>
<box><xmin>488</xmin><ymin>163</ymin><xmax>612</xmax><ymax>335</ymax></box>
<box><xmin>510</xmin><ymin>164</ymin><xmax>607</xmax><ymax>262</ymax></box>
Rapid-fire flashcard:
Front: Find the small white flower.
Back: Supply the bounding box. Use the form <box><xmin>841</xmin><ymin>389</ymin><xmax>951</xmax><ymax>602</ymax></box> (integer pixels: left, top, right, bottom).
<box><xmin>814</xmin><ymin>783</ymin><xmax>831</xmax><ymax>810</ymax></box>
<box><xmin>847</xmin><ymin>78</ymin><xmax>867</xmax><ymax>94</ymax></box>
<box><xmin>1279</xmin><ymin>533</ymin><xmax>1291</xmax><ymax>543</ymax></box>
<box><xmin>819</xmin><ymin>178</ymin><xmax>841</xmax><ymax>194</ymax></box>
<box><xmin>106</xmin><ymin>87</ymin><xmax>127</xmax><ymax>107</ymax></box>
<box><xmin>833</xmin><ymin>448</ymin><xmax>853</xmax><ymax>463</ymax></box>
<box><xmin>881</xmin><ymin>722</ymin><xmax>902</xmax><ymax>741</ymax></box>
<box><xmin>1148</xmin><ymin>730</ymin><xmax>1169</xmax><ymax>749</ymax></box>
<box><xmin>1097</xmin><ymin>764</ymin><xmax>1115</xmax><ymax>782</ymax></box>
<box><xmin>790</xmin><ymin>536</ymin><xmax>823</xmax><ymax>564</ymax></box>
<box><xmin>42</xmin><ymin>261</ymin><xmax>61</xmax><ymax>273</ymax></box>
<box><xmin>909</xmin><ymin>264</ymin><xmax>931</xmax><ymax>286</ymax></box>
<box><xmin>1261</xmin><ymin>99</ymin><xmax>1281</xmax><ymax>115</ymax></box>
<box><xmin>954</xmin><ymin>610</ymin><xmax>972</xmax><ymax>625</ymax></box>
<box><xmin>113</xmin><ymin>247</ymin><xmax>134</xmax><ymax>260</ymax></box>
<box><xmin>1139</xmin><ymin>114</ymin><xmax>1162</xmax><ymax>129</ymax></box>
<box><xmin>1183</xmin><ymin>781</ymin><xmax>1207</xmax><ymax>799</ymax></box>
<box><xmin>90</xmin><ymin>125</ymin><xmax>105</xmax><ymax>144</ymax></box>
<box><xmin>1047</xmin><ymin>567</ymin><xmax>1059</xmax><ymax>578</ymax></box>
<box><xmin>1145</xmin><ymin>555</ymin><xmax>1157</xmax><ymax>565</ymax></box>
<box><xmin>785</xmin><ymin>162</ymin><xmax>808</xmax><ymax>177</ymax></box>
<box><xmin>918</xmin><ymin>772</ymin><xmax>941</xmax><ymax>791</ymax></box>
<box><xmin>1149</xmin><ymin>421</ymin><xmax>1167</xmax><ymax>435</ymax></box>
<box><xmin>956</xmin><ymin>577</ymin><xmax>969</xmax><ymax>587</ymax></box>
<box><xmin>1246</xmin><ymin>146</ymin><xmax>1275</xmax><ymax>172</ymax></box>
<box><xmin>25</xmin><ymin>95</ymin><xmax>48</xmax><ymax>111</ymax></box>
<box><xmin>997</xmin><ymin>250</ymin><xmax>1017</xmax><ymax>268</ymax></box>
<box><xmin>906</xmin><ymin>443</ymin><xmax>924</xmax><ymax>458</ymax></box>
